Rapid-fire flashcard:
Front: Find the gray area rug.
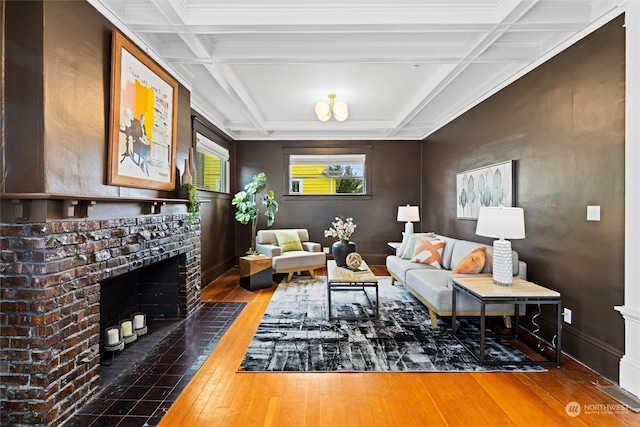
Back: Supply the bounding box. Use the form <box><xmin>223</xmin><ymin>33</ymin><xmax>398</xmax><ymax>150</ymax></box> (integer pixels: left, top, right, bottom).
<box><xmin>239</xmin><ymin>276</ymin><xmax>545</xmax><ymax>372</ymax></box>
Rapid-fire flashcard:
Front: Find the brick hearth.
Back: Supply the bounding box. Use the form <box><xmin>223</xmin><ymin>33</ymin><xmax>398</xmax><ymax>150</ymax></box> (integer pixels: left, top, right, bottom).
<box><xmin>0</xmin><ymin>214</ymin><xmax>201</xmax><ymax>426</ymax></box>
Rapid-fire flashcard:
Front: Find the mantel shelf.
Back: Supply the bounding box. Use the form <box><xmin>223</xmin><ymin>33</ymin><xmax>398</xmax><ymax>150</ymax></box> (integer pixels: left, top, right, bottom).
<box><xmin>1</xmin><ymin>192</ymin><xmax>206</xmax><ymax>222</ymax></box>
<box><xmin>0</xmin><ymin>193</ymin><xmax>188</xmax><ymax>204</ymax></box>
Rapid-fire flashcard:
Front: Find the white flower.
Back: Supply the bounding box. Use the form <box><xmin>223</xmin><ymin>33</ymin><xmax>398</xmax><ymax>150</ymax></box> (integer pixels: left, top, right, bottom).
<box><xmin>324</xmin><ymin>216</ymin><xmax>357</xmax><ymax>241</ymax></box>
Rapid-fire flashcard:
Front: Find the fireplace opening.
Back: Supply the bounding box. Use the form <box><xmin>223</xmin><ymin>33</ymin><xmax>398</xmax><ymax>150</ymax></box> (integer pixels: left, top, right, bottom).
<box><xmin>99</xmin><ymin>255</ymin><xmax>185</xmax><ymax>386</ymax></box>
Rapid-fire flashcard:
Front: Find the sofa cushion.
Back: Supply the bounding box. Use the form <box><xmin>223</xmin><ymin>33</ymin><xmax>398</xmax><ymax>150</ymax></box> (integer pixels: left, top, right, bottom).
<box><xmin>405</xmin><ymin>269</ymin><xmax>453</xmax><ymax>311</ymax></box>
<box><xmin>410</xmin><ymin>236</ymin><xmax>445</xmax><ymax>268</ymax></box>
<box><xmin>257</xmin><ymin>229</ymin><xmax>310</xmax><ymax>245</ymax></box>
<box><xmin>275</xmin><ymin>230</ymin><xmax>303</xmax><ymax>252</ymax></box>
<box><xmin>272</xmin><ymin>251</ymin><xmax>326</xmax><ymax>271</ymax></box>
<box><xmin>386</xmin><ymin>255</ymin><xmax>435</xmax><ymax>282</ymax></box>
<box><xmin>452</xmin><ymin>246</ymin><xmax>486</xmax><ymax>274</ymax></box>
<box><xmin>433</xmin><ymin>235</ymin><xmax>459</xmax><ymax>270</ymax></box>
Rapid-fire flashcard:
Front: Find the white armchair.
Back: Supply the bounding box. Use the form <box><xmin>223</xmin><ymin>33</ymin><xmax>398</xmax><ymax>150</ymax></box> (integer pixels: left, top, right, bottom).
<box><xmin>255</xmin><ymin>229</ymin><xmax>326</xmax><ymax>282</ymax></box>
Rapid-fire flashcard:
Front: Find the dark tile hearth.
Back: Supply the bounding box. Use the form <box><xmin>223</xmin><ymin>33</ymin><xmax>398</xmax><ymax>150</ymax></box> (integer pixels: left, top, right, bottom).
<box><xmin>65</xmin><ymin>302</ymin><xmax>245</xmax><ymax>427</ymax></box>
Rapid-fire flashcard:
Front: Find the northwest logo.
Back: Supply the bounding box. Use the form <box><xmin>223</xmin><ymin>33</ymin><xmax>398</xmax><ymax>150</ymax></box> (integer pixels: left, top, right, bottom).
<box><xmin>565</xmin><ymin>401</ymin><xmax>581</xmax><ymax>417</ymax></box>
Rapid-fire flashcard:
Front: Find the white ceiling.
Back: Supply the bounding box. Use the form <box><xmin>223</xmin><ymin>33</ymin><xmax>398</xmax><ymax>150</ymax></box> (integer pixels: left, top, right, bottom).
<box><xmin>89</xmin><ymin>0</ymin><xmax>623</xmax><ymax>141</ymax></box>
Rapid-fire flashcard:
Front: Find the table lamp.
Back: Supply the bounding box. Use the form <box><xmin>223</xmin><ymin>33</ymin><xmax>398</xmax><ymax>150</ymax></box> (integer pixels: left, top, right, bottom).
<box><xmin>397</xmin><ymin>205</ymin><xmax>420</xmax><ymax>236</ymax></box>
<box><xmin>475</xmin><ymin>206</ymin><xmax>525</xmax><ymax>286</ymax></box>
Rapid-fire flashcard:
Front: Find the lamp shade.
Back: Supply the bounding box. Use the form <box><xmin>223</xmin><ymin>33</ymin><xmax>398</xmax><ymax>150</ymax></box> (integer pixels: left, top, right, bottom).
<box><xmin>475</xmin><ymin>206</ymin><xmax>525</xmax><ymax>239</ymax></box>
<box><xmin>332</xmin><ymin>101</ymin><xmax>349</xmax><ymax>121</ymax></box>
<box><xmin>397</xmin><ymin>205</ymin><xmax>420</xmax><ymax>222</ymax></box>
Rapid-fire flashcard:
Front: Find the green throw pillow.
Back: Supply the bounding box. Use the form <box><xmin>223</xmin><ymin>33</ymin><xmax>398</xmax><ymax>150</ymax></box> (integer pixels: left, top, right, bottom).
<box><xmin>275</xmin><ymin>230</ymin><xmax>303</xmax><ymax>252</ymax></box>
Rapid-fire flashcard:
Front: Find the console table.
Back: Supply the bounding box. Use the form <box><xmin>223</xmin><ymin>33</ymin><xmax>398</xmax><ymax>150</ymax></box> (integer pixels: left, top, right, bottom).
<box><xmin>451</xmin><ymin>275</ymin><xmax>562</xmax><ymax>367</ymax></box>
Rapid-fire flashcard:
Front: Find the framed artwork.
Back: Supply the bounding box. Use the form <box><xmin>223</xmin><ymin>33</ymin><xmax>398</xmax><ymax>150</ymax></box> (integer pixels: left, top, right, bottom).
<box><xmin>456</xmin><ymin>160</ymin><xmax>515</xmax><ymax>219</ymax></box>
<box><xmin>108</xmin><ymin>29</ymin><xmax>178</xmax><ymax>190</ymax></box>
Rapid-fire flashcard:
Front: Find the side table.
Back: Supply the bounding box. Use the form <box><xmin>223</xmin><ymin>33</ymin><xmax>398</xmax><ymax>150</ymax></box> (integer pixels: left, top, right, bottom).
<box><xmin>452</xmin><ymin>275</ymin><xmax>562</xmax><ymax>367</ymax></box>
<box><xmin>387</xmin><ymin>242</ymin><xmax>401</xmax><ymax>255</ymax></box>
<box><xmin>239</xmin><ymin>255</ymin><xmax>273</xmax><ymax>291</ymax></box>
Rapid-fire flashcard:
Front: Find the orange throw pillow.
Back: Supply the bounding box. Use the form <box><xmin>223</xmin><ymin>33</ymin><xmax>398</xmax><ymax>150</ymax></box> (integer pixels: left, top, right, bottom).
<box><xmin>452</xmin><ymin>247</ymin><xmax>486</xmax><ymax>274</ymax></box>
<box><xmin>410</xmin><ymin>237</ymin><xmax>446</xmax><ymax>268</ymax></box>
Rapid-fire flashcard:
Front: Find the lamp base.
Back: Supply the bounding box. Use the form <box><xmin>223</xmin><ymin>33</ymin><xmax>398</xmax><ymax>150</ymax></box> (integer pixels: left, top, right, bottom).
<box><xmin>404</xmin><ymin>222</ymin><xmax>414</xmax><ymax>236</ymax></box>
<box><xmin>492</xmin><ymin>239</ymin><xmax>513</xmax><ymax>286</ymax></box>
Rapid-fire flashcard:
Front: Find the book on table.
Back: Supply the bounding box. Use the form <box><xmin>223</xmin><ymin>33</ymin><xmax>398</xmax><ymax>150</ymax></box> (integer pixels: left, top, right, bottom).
<box><xmin>338</xmin><ymin>265</ymin><xmax>369</xmax><ymax>274</ymax></box>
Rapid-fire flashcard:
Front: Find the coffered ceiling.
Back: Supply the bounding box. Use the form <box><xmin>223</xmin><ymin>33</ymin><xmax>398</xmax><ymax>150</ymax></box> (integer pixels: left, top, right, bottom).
<box><xmin>88</xmin><ymin>0</ymin><xmax>622</xmax><ymax>141</ymax></box>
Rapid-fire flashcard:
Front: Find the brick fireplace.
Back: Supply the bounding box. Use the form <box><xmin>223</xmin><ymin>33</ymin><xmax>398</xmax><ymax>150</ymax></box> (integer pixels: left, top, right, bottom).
<box><xmin>0</xmin><ymin>213</ymin><xmax>201</xmax><ymax>426</ymax></box>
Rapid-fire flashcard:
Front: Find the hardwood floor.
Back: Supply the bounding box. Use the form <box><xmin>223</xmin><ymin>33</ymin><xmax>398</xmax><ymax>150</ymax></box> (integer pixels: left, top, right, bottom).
<box><xmin>159</xmin><ymin>267</ymin><xmax>639</xmax><ymax>427</ymax></box>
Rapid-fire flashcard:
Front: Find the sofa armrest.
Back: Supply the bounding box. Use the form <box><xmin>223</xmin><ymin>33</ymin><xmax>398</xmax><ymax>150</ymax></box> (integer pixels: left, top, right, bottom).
<box><xmin>255</xmin><ymin>243</ymin><xmax>281</xmax><ymax>257</ymax></box>
<box><xmin>517</xmin><ymin>260</ymin><xmax>527</xmax><ymax>280</ymax></box>
<box><xmin>302</xmin><ymin>242</ymin><xmax>321</xmax><ymax>252</ymax></box>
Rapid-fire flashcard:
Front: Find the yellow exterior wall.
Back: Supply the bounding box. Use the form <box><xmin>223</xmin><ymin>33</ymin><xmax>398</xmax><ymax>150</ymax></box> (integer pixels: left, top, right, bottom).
<box><xmin>197</xmin><ymin>151</ymin><xmax>222</xmax><ymax>191</ymax></box>
<box><xmin>291</xmin><ymin>164</ymin><xmax>337</xmax><ymax>194</ymax></box>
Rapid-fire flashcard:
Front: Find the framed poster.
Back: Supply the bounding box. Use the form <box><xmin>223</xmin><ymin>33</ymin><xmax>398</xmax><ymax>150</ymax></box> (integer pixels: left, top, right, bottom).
<box><xmin>456</xmin><ymin>160</ymin><xmax>515</xmax><ymax>219</ymax></box>
<box><xmin>108</xmin><ymin>29</ymin><xmax>178</xmax><ymax>190</ymax></box>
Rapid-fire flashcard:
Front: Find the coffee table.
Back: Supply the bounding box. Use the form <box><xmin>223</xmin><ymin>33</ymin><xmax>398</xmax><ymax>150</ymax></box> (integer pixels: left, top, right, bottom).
<box><xmin>451</xmin><ymin>275</ymin><xmax>562</xmax><ymax>367</ymax></box>
<box><xmin>327</xmin><ymin>260</ymin><xmax>379</xmax><ymax>320</ymax></box>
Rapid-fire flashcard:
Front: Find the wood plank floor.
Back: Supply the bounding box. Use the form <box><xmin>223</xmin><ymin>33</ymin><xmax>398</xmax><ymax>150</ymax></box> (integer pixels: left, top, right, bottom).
<box><xmin>159</xmin><ymin>267</ymin><xmax>640</xmax><ymax>427</ymax></box>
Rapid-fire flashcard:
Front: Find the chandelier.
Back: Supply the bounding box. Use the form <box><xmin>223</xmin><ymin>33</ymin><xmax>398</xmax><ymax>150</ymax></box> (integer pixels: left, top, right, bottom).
<box><xmin>315</xmin><ymin>94</ymin><xmax>349</xmax><ymax>122</ymax></box>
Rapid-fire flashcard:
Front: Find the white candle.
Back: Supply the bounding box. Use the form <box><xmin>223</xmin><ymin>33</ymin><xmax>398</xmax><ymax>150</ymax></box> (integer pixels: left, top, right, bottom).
<box><xmin>107</xmin><ymin>329</ymin><xmax>119</xmax><ymax>345</ymax></box>
<box><xmin>121</xmin><ymin>321</ymin><xmax>132</xmax><ymax>337</ymax></box>
<box><xmin>134</xmin><ymin>315</ymin><xmax>144</xmax><ymax>330</ymax></box>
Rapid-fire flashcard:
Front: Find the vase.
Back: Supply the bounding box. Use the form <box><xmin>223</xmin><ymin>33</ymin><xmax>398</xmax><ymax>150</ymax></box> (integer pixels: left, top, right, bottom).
<box><xmin>332</xmin><ymin>239</ymin><xmax>357</xmax><ymax>267</ymax></box>
<box><xmin>188</xmin><ymin>147</ymin><xmax>196</xmax><ymax>185</ymax></box>
<box><xmin>182</xmin><ymin>158</ymin><xmax>192</xmax><ymax>186</ymax></box>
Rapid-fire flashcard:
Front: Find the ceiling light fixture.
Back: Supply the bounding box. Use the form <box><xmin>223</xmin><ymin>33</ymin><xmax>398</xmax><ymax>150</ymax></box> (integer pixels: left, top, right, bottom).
<box><xmin>315</xmin><ymin>93</ymin><xmax>348</xmax><ymax>122</ymax></box>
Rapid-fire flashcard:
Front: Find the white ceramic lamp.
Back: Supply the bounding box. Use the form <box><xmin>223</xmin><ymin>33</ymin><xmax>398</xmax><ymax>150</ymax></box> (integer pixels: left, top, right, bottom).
<box><xmin>397</xmin><ymin>205</ymin><xmax>420</xmax><ymax>236</ymax></box>
<box><xmin>475</xmin><ymin>206</ymin><xmax>525</xmax><ymax>286</ymax></box>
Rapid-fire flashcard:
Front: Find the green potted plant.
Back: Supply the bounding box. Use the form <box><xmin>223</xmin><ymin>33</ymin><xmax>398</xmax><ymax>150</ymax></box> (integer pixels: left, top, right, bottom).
<box><xmin>184</xmin><ymin>183</ymin><xmax>201</xmax><ymax>222</ymax></box>
<box><xmin>232</xmin><ymin>172</ymin><xmax>278</xmax><ymax>253</ymax></box>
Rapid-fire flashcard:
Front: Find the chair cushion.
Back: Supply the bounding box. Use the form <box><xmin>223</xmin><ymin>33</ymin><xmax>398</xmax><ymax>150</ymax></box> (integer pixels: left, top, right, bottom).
<box><xmin>275</xmin><ymin>230</ymin><xmax>303</xmax><ymax>252</ymax></box>
<box><xmin>272</xmin><ymin>251</ymin><xmax>326</xmax><ymax>271</ymax></box>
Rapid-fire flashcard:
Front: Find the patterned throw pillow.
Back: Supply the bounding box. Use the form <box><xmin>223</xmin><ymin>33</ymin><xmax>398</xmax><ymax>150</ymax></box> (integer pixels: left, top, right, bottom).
<box><xmin>275</xmin><ymin>230</ymin><xmax>303</xmax><ymax>252</ymax></box>
<box><xmin>400</xmin><ymin>232</ymin><xmax>435</xmax><ymax>260</ymax></box>
<box><xmin>410</xmin><ymin>236</ymin><xmax>446</xmax><ymax>268</ymax></box>
<box><xmin>452</xmin><ymin>246</ymin><xmax>486</xmax><ymax>274</ymax></box>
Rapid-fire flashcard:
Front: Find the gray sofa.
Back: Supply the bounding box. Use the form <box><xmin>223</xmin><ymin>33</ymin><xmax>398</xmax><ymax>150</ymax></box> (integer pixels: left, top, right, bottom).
<box><xmin>386</xmin><ymin>233</ymin><xmax>527</xmax><ymax>328</ymax></box>
<box><xmin>255</xmin><ymin>229</ymin><xmax>326</xmax><ymax>282</ymax></box>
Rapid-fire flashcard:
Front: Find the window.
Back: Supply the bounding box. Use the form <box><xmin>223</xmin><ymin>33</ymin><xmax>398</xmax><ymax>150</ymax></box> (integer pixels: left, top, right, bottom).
<box><xmin>285</xmin><ymin>149</ymin><xmax>370</xmax><ymax>196</ymax></box>
<box><xmin>195</xmin><ymin>132</ymin><xmax>230</xmax><ymax>192</ymax></box>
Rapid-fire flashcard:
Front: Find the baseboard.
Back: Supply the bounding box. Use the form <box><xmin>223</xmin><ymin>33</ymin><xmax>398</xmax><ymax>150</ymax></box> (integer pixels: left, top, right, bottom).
<box><xmin>201</xmin><ymin>256</ymin><xmax>236</xmax><ymax>287</ymax></box>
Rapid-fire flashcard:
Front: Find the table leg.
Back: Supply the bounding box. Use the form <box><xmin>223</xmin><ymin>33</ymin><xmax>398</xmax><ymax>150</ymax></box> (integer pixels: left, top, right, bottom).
<box><xmin>327</xmin><ymin>283</ymin><xmax>332</xmax><ymax>320</ymax></box>
<box><xmin>556</xmin><ymin>302</ymin><xmax>563</xmax><ymax>367</ymax></box>
<box><xmin>452</xmin><ymin>286</ymin><xmax>457</xmax><ymax>336</ymax></box>
<box><xmin>480</xmin><ymin>303</ymin><xmax>486</xmax><ymax>364</ymax></box>
<box><xmin>375</xmin><ymin>284</ymin><xmax>379</xmax><ymax>319</ymax></box>
<box><xmin>515</xmin><ymin>303</ymin><xmax>520</xmax><ymax>338</ymax></box>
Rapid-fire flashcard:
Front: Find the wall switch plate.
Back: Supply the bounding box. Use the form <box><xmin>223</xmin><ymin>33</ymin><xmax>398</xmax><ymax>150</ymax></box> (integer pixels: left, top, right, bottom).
<box><xmin>323</xmin><ymin>247</ymin><xmax>329</xmax><ymax>254</ymax></box>
<box><xmin>587</xmin><ymin>205</ymin><xmax>601</xmax><ymax>221</ymax></box>
<box><xmin>563</xmin><ymin>308</ymin><xmax>572</xmax><ymax>324</ymax></box>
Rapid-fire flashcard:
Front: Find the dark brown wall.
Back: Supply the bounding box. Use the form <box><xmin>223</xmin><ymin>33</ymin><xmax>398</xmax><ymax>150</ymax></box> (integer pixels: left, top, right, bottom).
<box><xmin>235</xmin><ymin>140</ymin><xmax>422</xmax><ymax>264</ymax></box>
<box><xmin>191</xmin><ymin>115</ymin><xmax>237</xmax><ymax>286</ymax></box>
<box><xmin>4</xmin><ymin>0</ymin><xmax>45</xmax><ymax>193</ymax></box>
<box><xmin>2</xmin><ymin>1</ymin><xmax>236</xmax><ymax>286</ymax></box>
<box><xmin>422</xmin><ymin>16</ymin><xmax>625</xmax><ymax>380</ymax></box>
<box><xmin>3</xmin><ymin>0</ymin><xmax>191</xmax><ymax>198</ymax></box>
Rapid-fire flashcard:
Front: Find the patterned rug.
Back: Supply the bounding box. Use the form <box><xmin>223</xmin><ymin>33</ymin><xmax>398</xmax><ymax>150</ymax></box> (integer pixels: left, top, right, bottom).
<box><xmin>239</xmin><ymin>276</ymin><xmax>545</xmax><ymax>372</ymax></box>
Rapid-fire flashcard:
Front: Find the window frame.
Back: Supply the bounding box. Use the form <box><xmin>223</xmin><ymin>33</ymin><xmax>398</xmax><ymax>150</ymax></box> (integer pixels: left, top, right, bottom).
<box><xmin>283</xmin><ymin>146</ymin><xmax>372</xmax><ymax>198</ymax></box>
